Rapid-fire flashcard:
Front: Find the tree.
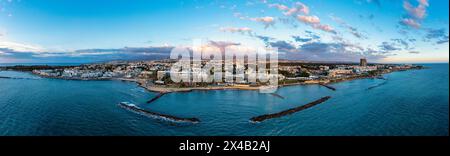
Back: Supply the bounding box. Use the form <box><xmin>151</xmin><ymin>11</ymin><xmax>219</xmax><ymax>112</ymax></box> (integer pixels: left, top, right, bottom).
<box><xmin>298</xmin><ymin>71</ymin><xmax>310</xmax><ymax>77</ymax></box>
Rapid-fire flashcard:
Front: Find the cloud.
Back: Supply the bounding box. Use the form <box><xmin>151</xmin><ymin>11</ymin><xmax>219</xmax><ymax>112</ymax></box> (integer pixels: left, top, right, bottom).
<box><xmin>391</xmin><ymin>38</ymin><xmax>411</xmax><ymax>50</ymax></box>
<box><xmin>403</xmin><ymin>0</ymin><xmax>428</xmax><ymax>19</ymax></box>
<box><xmin>400</xmin><ymin>0</ymin><xmax>429</xmax><ymax>29</ymax></box>
<box><xmin>330</xmin><ymin>16</ymin><xmax>367</xmax><ymax>39</ymax></box>
<box><xmin>254</xmin><ymin>35</ymin><xmax>389</xmax><ymax>62</ymax></box>
<box><xmin>297</xmin><ymin>15</ymin><xmax>320</xmax><ymax>24</ymax></box>
<box><xmin>436</xmin><ymin>36</ymin><xmax>449</xmax><ymax>44</ymax></box>
<box><xmin>1</xmin><ymin>46</ymin><xmax>175</xmax><ymax>63</ymax></box>
<box><xmin>304</xmin><ymin>30</ymin><xmax>321</xmax><ymax>40</ymax></box>
<box><xmin>220</xmin><ymin>27</ymin><xmax>253</xmax><ymax>35</ymax></box>
<box><xmin>250</xmin><ymin>16</ymin><xmax>276</xmax><ymax>28</ymax></box>
<box><xmin>268</xmin><ymin>40</ymin><xmax>298</xmax><ymax>53</ymax></box>
<box><xmin>283</xmin><ymin>2</ymin><xmax>309</xmax><ymax>16</ymax></box>
<box><xmin>0</xmin><ymin>40</ymin><xmax>44</xmax><ymax>52</ymax></box>
<box><xmin>292</xmin><ymin>36</ymin><xmax>313</xmax><ymax>42</ymax></box>
<box><xmin>233</xmin><ymin>12</ymin><xmax>249</xmax><ymax>20</ymax></box>
<box><xmin>255</xmin><ymin>35</ymin><xmax>275</xmax><ymax>45</ymax></box>
<box><xmin>379</xmin><ymin>42</ymin><xmax>401</xmax><ymax>52</ymax></box>
<box><xmin>423</xmin><ymin>28</ymin><xmax>449</xmax><ymax>44</ymax></box>
<box><xmin>287</xmin><ymin>42</ymin><xmax>387</xmax><ymax>62</ymax></box>
<box><xmin>191</xmin><ymin>40</ymin><xmax>260</xmax><ymax>58</ymax></box>
<box><xmin>268</xmin><ymin>3</ymin><xmax>289</xmax><ymax>11</ymax></box>
<box><xmin>400</xmin><ymin>18</ymin><xmax>421</xmax><ymax>29</ymax></box>
<box><xmin>312</xmin><ymin>24</ymin><xmax>337</xmax><ymax>34</ymax></box>
<box><xmin>269</xmin><ymin>2</ymin><xmax>309</xmax><ymax>16</ymax></box>
<box><xmin>425</xmin><ymin>28</ymin><xmax>446</xmax><ymax>39</ymax></box>
<box><xmin>209</xmin><ymin>41</ymin><xmax>241</xmax><ymax>49</ymax></box>
<box><xmin>296</xmin><ymin>15</ymin><xmax>336</xmax><ymax>34</ymax></box>
<box><xmin>267</xmin><ymin>2</ymin><xmax>334</xmax><ymax>34</ymax></box>
<box><xmin>409</xmin><ymin>51</ymin><xmax>420</xmax><ymax>54</ymax></box>
<box><xmin>278</xmin><ymin>17</ymin><xmax>299</xmax><ymax>28</ymax></box>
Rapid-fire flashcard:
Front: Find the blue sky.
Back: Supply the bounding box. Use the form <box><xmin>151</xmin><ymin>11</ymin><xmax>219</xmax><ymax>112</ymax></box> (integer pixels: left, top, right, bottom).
<box><xmin>0</xmin><ymin>0</ymin><xmax>448</xmax><ymax>63</ymax></box>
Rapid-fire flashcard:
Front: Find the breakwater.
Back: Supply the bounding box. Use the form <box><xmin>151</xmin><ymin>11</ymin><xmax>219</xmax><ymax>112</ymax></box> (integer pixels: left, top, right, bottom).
<box><xmin>250</xmin><ymin>96</ymin><xmax>332</xmax><ymax>122</ymax></box>
<box><xmin>146</xmin><ymin>92</ymin><xmax>168</xmax><ymax>104</ymax></box>
<box><xmin>118</xmin><ymin>102</ymin><xmax>200</xmax><ymax>123</ymax></box>
<box><xmin>376</xmin><ymin>76</ymin><xmax>387</xmax><ymax>80</ymax></box>
<box><xmin>367</xmin><ymin>81</ymin><xmax>388</xmax><ymax>90</ymax></box>
<box><xmin>0</xmin><ymin>76</ymin><xmax>40</xmax><ymax>80</ymax></box>
<box><xmin>269</xmin><ymin>93</ymin><xmax>285</xmax><ymax>99</ymax></box>
<box><xmin>319</xmin><ymin>83</ymin><xmax>336</xmax><ymax>91</ymax></box>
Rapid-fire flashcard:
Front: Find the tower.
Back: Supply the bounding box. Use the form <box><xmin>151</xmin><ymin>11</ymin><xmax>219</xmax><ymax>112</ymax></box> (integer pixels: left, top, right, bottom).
<box><xmin>360</xmin><ymin>58</ymin><xmax>367</xmax><ymax>67</ymax></box>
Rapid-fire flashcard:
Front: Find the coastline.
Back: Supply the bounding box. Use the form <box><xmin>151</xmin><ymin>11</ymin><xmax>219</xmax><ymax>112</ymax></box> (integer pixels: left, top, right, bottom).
<box><xmin>130</xmin><ymin>69</ymin><xmax>414</xmax><ymax>94</ymax></box>
<box><xmin>1</xmin><ymin>65</ymin><xmax>427</xmax><ymax>94</ymax></box>
<box><xmin>39</xmin><ymin>69</ymin><xmax>426</xmax><ymax>94</ymax></box>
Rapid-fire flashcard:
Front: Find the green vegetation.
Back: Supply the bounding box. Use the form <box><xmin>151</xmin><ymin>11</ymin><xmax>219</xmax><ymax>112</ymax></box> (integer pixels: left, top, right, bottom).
<box><xmin>368</xmin><ymin>70</ymin><xmax>382</xmax><ymax>76</ymax></box>
<box><xmin>279</xmin><ymin>70</ymin><xmax>295</xmax><ymax>77</ymax></box>
<box><xmin>298</xmin><ymin>71</ymin><xmax>310</xmax><ymax>77</ymax></box>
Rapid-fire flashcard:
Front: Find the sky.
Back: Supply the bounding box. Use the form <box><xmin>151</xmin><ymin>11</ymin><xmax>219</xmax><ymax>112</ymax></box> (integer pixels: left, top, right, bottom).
<box><xmin>0</xmin><ymin>0</ymin><xmax>448</xmax><ymax>63</ymax></box>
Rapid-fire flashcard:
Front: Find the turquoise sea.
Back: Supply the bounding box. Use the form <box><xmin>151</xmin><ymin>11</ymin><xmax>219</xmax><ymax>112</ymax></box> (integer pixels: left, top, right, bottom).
<box><xmin>0</xmin><ymin>64</ymin><xmax>448</xmax><ymax>136</ymax></box>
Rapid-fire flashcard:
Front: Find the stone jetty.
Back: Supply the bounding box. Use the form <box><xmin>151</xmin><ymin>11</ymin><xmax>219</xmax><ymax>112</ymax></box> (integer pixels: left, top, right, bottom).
<box><xmin>319</xmin><ymin>83</ymin><xmax>336</xmax><ymax>91</ymax></box>
<box><xmin>269</xmin><ymin>93</ymin><xmax>285</xmax><ymax>99</ymax></box>
<box><xmin>367</xmin><ymin>81</ymin><xmax>388</xmax><ymax>90</ymax></box>
<box><xmin>146</xmin><ymin>92</ymin><xmax>169</xmax><ymax>104</ymax></box>
<box><xmin>250</xmin><ymin>96</ymin><xmax>332</xmax><ymax>122</ymax></box>
<box><xmin>119</xmin><ymin>102</ymin><xmax>200</xmax><ymax>123</ymax></box>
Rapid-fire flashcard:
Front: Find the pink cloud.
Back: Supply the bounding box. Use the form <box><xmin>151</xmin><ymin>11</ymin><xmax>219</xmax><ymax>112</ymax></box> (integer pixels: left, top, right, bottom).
<box><xmin>269</xmin><ymin>3</ymin><xmax>289</xmax><ymax>11</ymax></box>
<box><xmin>220</xmin><ymin>27</ymin><xmax>253</xmax><ymax>34</ymax></box>
<box><xmin>401</xmin><ymin>18</ymin><xmax>421</xmax><ymax>28</ymax></box>
<box><xmin>403</xmin><ymin>0</ymin><xmax>428</xmax><ymax>19</ymax></box>
<box><xmin>418</xmin><ymin>0</ymin><xmax>429</xmax><ymax>6</ymax></box>
<box><xmin>296</xmin><ymin>15</ymin><xmax>337</xmax><ymax>34</ymax></box>
<box><xmin>296</xmin><ymin>2</ymin><xmax>309</xmax><ymax>15</ymax></box>
<box><xmin>296</xmin><ymin>15</ymin><xmax>320</xmax><ymax>24</ymax></box>
<box><xmin>313</xmin><ymin>24</ymin><xmax>336</xmax><ymax>34</ymax></box>
<box><xmin>250</xmin><ymin>16</ymin><xmax>276</xmax><ymax>28</ymax></box>
<box><xmin>281</xmin><ymin>2</ymin><xmax>309</xmax><ymax>16</ymax></box>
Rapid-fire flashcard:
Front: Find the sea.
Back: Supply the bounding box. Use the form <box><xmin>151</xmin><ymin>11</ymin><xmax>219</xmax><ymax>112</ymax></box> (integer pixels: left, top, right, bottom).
<box><xmin>0</xmin><ymin>64</ymin><xmax>448</xmax><ymax>136</ymax></box>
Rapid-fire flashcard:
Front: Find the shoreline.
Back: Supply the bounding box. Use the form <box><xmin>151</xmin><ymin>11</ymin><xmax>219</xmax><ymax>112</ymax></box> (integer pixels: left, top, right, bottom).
<box><xmin>135</xmin><ymin>66</ymin><xmax>426</xmax><ymax>94</ymax></box>
<box><xmin>132</xmin><ymin>72</ymin><xmax>395</xmax><ymax>94</ymax></box>
<box><xmin>2</xmin><ymin>66</ymin><xmax>426</xmax><ymax>94</ymax></box>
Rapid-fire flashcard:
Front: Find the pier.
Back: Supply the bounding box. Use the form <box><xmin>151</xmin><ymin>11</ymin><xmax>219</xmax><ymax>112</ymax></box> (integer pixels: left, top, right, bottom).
<box><xmin>250</xmin><ymin>96</ymin><xmax>332</xmax><ymax>122</ymax></box>
<box><xmin>269</xmin><ymin>93</ymin><xmax>285</xmax><ymax>99</ymax></box>
<box><xmin>319</xmin><ymin>83</ymin><xmax>336</xmax><ymax>91</ymax></box>
<box><xmin>119</xmin><ymin>102</ymin><xmax>200</xmax><ymax>123</ymax></box>
<box><xmin>146</xmin><ymin>92</ymin><xmax>168</xmax><ymax>104</ymax></box>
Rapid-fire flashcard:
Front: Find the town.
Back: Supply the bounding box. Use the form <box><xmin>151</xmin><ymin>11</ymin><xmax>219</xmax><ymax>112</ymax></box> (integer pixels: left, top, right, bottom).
<box><xmin>11</xmin><ymin>58</ymin><xmax>422</xmax><ymax>92</ymax></box>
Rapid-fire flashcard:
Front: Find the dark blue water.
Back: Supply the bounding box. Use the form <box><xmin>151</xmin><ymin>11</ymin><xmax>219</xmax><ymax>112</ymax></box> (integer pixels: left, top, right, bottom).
<box><xmin>0</xmin><ymin>64</ymin><xmax>448</xmax><ymax>136</ymax></box>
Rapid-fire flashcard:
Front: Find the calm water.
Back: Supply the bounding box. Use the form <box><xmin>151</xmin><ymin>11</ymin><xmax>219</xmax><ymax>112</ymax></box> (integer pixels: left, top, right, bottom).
<box><xmin>0</xmin><ymin>64</ymin><xmax>448</xmax><ymax>136</ymax></box>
